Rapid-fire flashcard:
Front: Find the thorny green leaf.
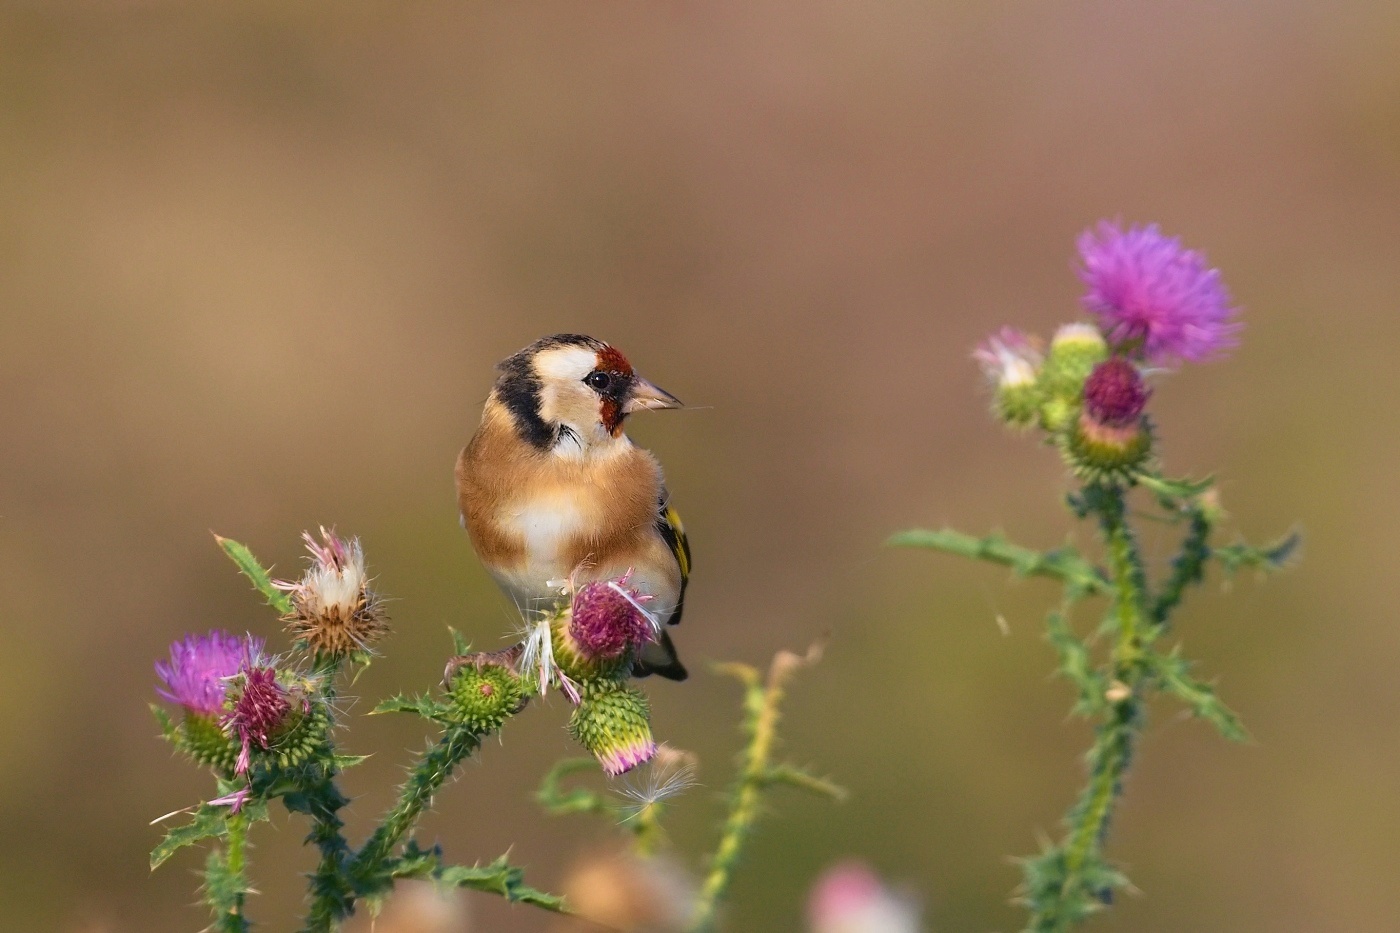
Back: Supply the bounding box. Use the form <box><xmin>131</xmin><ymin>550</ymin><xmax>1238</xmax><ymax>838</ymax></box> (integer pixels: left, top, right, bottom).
<box><xmin>1215</xmin><ymin>530</ymin><xmax>1302</xmax><ymax>577</ymax></box>
<box><xmin>371</xmin><ymin>693</ymin><xmax>454</xmax><ymax>724</ymax></box>
<box><xmin>536</xmin><ymin>757</ymin><xmax>613</xmax><ymax>818</ymax></box>
<box><xmin>392</xmin><ymin>843</ymin><xmax>566</xmax><ymax>912</ymax></box>
<box><xmin>1136</xmin><ymin>472</ymin><xmax>1215</xmax><ymax>504</ymax></box>
<box><xmin>1046</xmin><ymin>612</ymin><xmax>1106</xmax><ymax>718</ymax></box>
<box><xmin>215</xmin><ymin>534</ymin><xmax>293</xmax><ymax>615</ymax></box>
<box><xmin>887</xmin><ymin>528</ymin><xmax>1110</xmax><ymax>596</ymax></box>
<box><xmin>764</xmin><ymin>764</ymin><xmax>847</xmax><ymax>801</ymax></box>
<box><xmin>1152</xmin><ymin>650</ymin><xmax>1249</xmax><ymax>742</ymax></box>
<box><xmin>151</xmin><ymin>800</ymin><xmax>270</xmax><ymax>870</ymax></box>
<box><xmin>447</xmin><ymin>627</ymin><xmax>472</xmax><ymax>656</ymax></box>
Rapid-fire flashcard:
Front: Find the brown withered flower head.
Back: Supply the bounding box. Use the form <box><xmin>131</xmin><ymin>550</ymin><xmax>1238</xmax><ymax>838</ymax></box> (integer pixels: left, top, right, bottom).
<box><xmin>277</xmin><ymin>527</ymin><xmax>388</xmax><ymax>662</ymax></box>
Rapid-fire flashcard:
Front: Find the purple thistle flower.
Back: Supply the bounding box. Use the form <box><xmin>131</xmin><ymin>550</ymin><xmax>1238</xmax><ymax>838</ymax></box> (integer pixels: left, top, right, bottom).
<box><xmin>1077</xmin><ymin>221</ymin><xmax>1241</xmax><ymax>366</ymax></box>
<box><xmin>223</xmin><ymin>666</ymin><xmax>294</xmax><ymax>774</ymax></box>
<box><xmin>155</xmin><ymin>631</ymin><xmax>263</xmax><ymax>717</ymax></box>
<box><xmin>569</xmin><ymin>579</ymin><xmax>657</xmax><ymax>662</ymax></box>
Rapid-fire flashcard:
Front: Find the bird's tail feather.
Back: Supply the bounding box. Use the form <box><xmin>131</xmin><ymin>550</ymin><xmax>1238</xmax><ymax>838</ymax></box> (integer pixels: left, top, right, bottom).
<box><xmin>632</xmin><ymin>630</ymin><xmax>688</xmax><ymax>681</ymax></box>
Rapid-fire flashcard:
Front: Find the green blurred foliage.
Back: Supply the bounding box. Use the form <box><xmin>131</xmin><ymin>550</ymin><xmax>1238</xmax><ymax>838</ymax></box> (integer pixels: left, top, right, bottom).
<box><xmin>3</xmin><ymin>2</ymin><xmax>1399</xmax><ymax>931</ymax></box>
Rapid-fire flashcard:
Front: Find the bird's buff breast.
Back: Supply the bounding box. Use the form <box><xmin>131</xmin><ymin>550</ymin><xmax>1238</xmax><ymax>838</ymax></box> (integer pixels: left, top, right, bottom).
<box><xmin>485</xmin><ymin>490</ymin><xmax>679</xmax><ymax>619</ymax></box>
<box><xmin>501</xmin><ymin>493</ymin><xmax>589</xmax><ymax>585</ymax></box>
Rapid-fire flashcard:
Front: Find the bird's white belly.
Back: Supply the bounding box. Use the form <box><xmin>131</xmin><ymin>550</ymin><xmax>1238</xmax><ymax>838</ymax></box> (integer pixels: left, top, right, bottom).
<box><xmin>490</xmin><ymin>496</ymin><xmax>678</xmax><ymax>622</ymax></box>
<box><xmin>502</xmin><ymin>496</ymin><xmax>587</xmax><ymax>587</ymax></box>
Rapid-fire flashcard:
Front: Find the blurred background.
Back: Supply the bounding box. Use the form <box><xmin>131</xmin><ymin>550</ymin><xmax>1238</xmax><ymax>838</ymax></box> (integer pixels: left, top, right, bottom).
<box><xmin>3</xmin><ymin>2</ymin><xmax>1398</xmax><ymax>931</ymax></box>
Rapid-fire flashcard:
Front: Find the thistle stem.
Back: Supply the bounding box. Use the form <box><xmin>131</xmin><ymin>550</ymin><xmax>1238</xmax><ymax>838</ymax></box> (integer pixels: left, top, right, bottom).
<box><xmin>294</xmin><ymin>766</ymin><xmax>354</xmax><ymax>933</ymax></box>
<box><xmin>297</xmin><ymin>660</ymin><xmax>354</xmax><ymax>933</ymax></box>
<box><xmin>211</xmin><ymin>813</ymin><xmax>251</xmax><ymax>933</ymax></box>
<box><xmin>1151</xmin><ymin>507</ymin><xmax>1212</xmax><ymax>627</ymax></box>
<box><xmin>690</xmin><ymin>648</ymin><xmax>817</xmax><ymax>933</ymax></box>
<box><xmin>1032</xmin><ymin>485</ymin><xmax>1150</xmax><ymax>931</ymax></box>
<box><xmin>349</xmin><ymin>724</ymin><xmax>485</xmax><ymax>882</ymax></box>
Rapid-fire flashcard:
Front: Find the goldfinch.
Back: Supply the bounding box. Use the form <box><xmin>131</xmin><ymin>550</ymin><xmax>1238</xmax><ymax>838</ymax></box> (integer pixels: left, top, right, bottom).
<box><xmin>456</xmin><ymin>334</ymin><xmax>691</xmax><ymax>680</ymax></box>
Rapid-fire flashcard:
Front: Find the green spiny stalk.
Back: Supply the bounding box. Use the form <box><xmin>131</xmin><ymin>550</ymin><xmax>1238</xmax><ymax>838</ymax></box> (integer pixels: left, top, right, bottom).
<box><xmin>1151</xmin><ymin>506</ymin><xmax>1212</xmax><ymax>627</ymax></box>
<box><xmin>349</xmin><ymin>723</ymin><xmax>485</xmax><ymax>886</ymax></box>
<box><xmin>690</xmin><ymin>644</ymin><xmax>833</xmax><ymax>933</ymax></box>
<box><xmin>291</xmin><ymin>764</ymin><xmax>353</xmax><ymax>933</ymax></box>
<box><xmin>1028</xmin><ymin>484</ymin><xmax>1150</xmax><ymax>929</ymax></box>
<box><xmin>205</xmin><ymin>813</ymin><xmax>251</xmax><ymax>933</ymax></box>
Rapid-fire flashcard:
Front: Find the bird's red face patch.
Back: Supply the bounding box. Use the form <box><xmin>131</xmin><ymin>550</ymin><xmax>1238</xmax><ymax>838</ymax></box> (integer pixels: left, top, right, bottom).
<box><xmin>595</xmin><ymin>346</ymin><xmax>633</xmax><ymax>377</ymax></box>
<box><xmin>594</xmin><ymin>346</ymin><xmax>634</xmax><ymax>436</ymax></box>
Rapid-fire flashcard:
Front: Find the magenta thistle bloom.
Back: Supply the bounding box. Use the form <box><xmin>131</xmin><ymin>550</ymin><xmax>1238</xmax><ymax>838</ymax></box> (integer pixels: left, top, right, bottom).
<box><xmin>1077</xmin><ymin>221</ymin><xmax>1241</xmax><ymax>365</ymax></box>
<box><xmin>155</xmin><ymin>631</ymin><xmax>263</xmax><ymax>717</ymax></box>
<box><xmin>1083</xmin><ymin>358</ymin><xmax>1150</xmax><ymax>428</ymax></box>
<box><xmin>570</xmin><ymin>580</ymin><xmax>657</xmax><ymax>662</ymax></box>
<box><xmin>223</xmin><ymin>667</ymin><xmax>294</xmax><ymax>774</ymax></box>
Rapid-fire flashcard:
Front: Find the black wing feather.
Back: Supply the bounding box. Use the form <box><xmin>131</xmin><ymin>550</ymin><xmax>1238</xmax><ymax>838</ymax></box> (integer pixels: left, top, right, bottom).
<box><xmin>632</xmin><ymin>494</ymin><xmax>691</xmax><ymax>680</ymax></box>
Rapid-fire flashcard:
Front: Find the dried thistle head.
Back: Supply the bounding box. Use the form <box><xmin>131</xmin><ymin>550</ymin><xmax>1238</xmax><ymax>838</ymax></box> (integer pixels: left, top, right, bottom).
<box><xmin>277</xmin><ymin>527</ymin><xmax>388</xmax><ymax>662</ymax></box>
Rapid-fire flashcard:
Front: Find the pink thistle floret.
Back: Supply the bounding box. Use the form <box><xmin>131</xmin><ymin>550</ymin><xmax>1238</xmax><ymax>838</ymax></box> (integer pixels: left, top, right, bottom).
<box><xmin>598</xmin><ymin>736</ymin><xmax>658</xmax><ymax>777</ymax></box>
<box><xmin>155</xmin><ymin>631</ymin><xmax>263</xmax><ymax>717</ymax></box>
<box><xmin>1083</xmin><ymin>357</ymin><xmax>1150</xmax><ymax>427</ymax></box>
<box><xmin>223</xmin><ymin>667</ymin><xmax>293</xmax><ymax>774</ymax></box>
<box><xmin>807</xmin><ymin>861</ymin><xmax>921</xmax><ymax>933</ymax></box>
<box><xmin>1077</xmin><ymin>221</ymin><xmax>1241</xmax><ymax>366</ymax></box>
<box><xmin>208</xmin><ymin>786</ymin><xmax>252</xmax><ymax>815</ymax></box>
<box><xmin>973</xmin><ymin>327</ymin><xmax>1042</xmax><ymax>388</ymax></box>
<box><xmin>570</xmin><ymin>580</ymin><xmax>657</xmax><ymax>662</ymax></box>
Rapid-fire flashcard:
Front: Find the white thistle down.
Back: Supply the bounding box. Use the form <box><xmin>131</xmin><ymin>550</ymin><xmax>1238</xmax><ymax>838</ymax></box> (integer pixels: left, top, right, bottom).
<box><xmin>276</xmin><ymin>527</ymin><xmax>387</xmax><ymax>659</ymax></box>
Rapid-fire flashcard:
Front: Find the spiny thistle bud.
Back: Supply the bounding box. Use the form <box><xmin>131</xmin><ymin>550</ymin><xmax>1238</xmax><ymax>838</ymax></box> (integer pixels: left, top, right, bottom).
<box><xmin>223</xmin><ymin>666</ymin><xmax>327</xmax><ymax>774</ymax></box>
<box><xmin>1038</xmin><ymin>323</ymin><xmax>1108</xmax><ymax>430</ymax></box>
<box><xmin>568</xmin><ymin>680</ymin><xmax>656</xmax><ymax>776</ymax></box>
<box><xmin>445</xmin><ymin>650</ymin><xmax>528</xmax><ymax>733</ymax></box>
<box><xmin>155</xmin><ymin>631</ymin><xmax>262</xmax><ymax>773</ymax></box>
<box><xmin>973</xmin><ymin>327</ymin><xmax>1044</xmax><ymax>427</ymax></box>
<box><xmin>277</xmin><ymin>528</ymin><xmax>388</xmax><ymax>663</ymax></box>
<box><xmin>1083</xmin><ymin>357</ymin><xmax>1150</xmax><ymax>428</ymax></box>
<box><xmin>1063</xmin><ymin>358</ymin><xmax>1152</xmax><ymax>482</ymax></box>
<box><xmin>553</xmin><ymin>579</ymin><xmax>657</xmax><ymax>680</ymax></box>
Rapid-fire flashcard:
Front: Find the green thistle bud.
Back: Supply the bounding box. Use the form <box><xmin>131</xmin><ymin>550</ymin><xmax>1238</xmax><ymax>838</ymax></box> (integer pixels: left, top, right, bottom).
<box><xmin>223</xmin><ymin>667</ymin><xmax>330</xmax><ymax>774</ymax></box>
<box><xmin>168</xmin><ymin>711</ymin><xmax>242</xmax><ymax>774</ymax></box>
<box><xmin>1038</xmin><ymin>323</ymin><xmax>1109</xmax><ymax>427</ymax></box>
<box><xmin>568</xmin><ymin>680</ymin><xmax>656</xmax><ymax>776</ymax></box>
<box><xmin>974</xmin><ymin>328</ymin><xmax>1045</xmax><ymax>429</ymax></box>
<box><xmin>446</xmin><ymin>650</ymin><xmax>528</xmax><ymax>733</ymax></box>
<box><xmin>1039</xmin><ymin>395</ymin><xmax>1078</xmax><ymax>434</ymax></box>
<box><xmin>1062</xmin><ymin>412</ymin><xmax>1153</xmax><ymax>483</ymax></box>
<box><xmin>1061</xmin><ymin>356</ymin><xmax>1154</xmax><ymax>483</ymax></box>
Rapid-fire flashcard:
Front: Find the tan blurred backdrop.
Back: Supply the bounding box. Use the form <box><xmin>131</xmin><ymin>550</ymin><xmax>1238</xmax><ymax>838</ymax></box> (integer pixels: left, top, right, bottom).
<box><xmin>3</xmin><ymin>3</ymin><xmax>1399</xmax><ymax>931</ymax></box>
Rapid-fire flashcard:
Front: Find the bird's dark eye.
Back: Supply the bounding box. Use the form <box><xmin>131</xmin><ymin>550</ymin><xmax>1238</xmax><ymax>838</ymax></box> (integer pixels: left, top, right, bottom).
<box><xmin>585</xmin><ymin>370</ymin><xmax>612</xmax><ymax>391</ymax></box>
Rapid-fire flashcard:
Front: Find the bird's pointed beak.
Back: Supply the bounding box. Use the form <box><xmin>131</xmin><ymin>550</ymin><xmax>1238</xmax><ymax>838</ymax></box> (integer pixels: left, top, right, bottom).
<box><xmin>624</xmin><ymin>376</ymin><xmax>683</xmax><ymax>413</ymax></box>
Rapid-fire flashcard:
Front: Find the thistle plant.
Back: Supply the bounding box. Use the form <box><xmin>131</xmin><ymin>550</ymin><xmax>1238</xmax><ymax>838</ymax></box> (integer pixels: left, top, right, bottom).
<box><xmin>535</xmin><ymin>643</ymin><xmax>845</xmax><ymax>932</ymax></box>
<box><xmin>892</xmin><ymin>221</ymin><xmax>1298</xmax><ymax>930</ymax></box>
<box><xmin>152</xmin><ymin>529</ymin><xmax>838</xmax><ymax>931</ymax></box>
